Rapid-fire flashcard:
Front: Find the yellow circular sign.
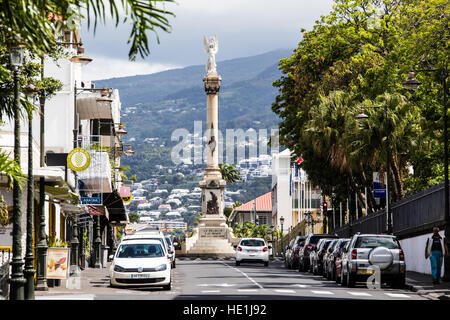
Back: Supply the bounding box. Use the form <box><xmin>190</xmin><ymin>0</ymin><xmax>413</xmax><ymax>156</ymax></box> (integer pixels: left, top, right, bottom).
<box><xmin>122</xmin><ymin>194</ymin><xmax>132</xmax><ymax>204</ymax></box>
<box><xmin>67</xmin><ymin>148</ymin><xmax>91</xmax><ymax>172</ymax></box>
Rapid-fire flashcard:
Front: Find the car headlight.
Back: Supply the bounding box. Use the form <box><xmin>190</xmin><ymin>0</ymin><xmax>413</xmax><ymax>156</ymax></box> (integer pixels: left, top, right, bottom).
<box><xmin>114</xmin><ymin>265</ymin><xmax>125</xmax><ymax>272</ymax></box>
<box><xmin>155</xmin><ymin>264</ymin><xmax>167</xmax><ymax>271</ymax></box>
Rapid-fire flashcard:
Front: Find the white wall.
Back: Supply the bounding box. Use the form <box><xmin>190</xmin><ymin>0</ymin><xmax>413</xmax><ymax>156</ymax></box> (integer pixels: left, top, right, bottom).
<box><xmin>400</xmin><ymin>231</ymin><xmax>445</xmax><ymax>276</ymax></box>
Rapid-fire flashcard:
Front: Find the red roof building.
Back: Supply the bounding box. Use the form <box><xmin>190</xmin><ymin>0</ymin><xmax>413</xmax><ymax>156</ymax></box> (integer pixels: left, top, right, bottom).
<box><xmin>228</xmin><ymin>192</ymin><xmax>272</xmax><ymax>225</ymax></box>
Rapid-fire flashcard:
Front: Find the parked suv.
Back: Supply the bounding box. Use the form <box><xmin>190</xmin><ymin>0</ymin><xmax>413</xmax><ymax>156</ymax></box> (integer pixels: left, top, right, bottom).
<box><xmin>322</xmin><ymin>239</ymin><xmax>338</xmax><ymax>278</ymax></box>
<box><xmin>335</xmin><ymin>240</ymin><xmax>351</xmax><ymax>284</ymax></box>
<box><xmin>310</xmin><ymin>239</ymin><xmax>334</xmax><ymax>275</ymax></box>
<box><xmin>298</xmin><ymin>234</ymin><xmax>338</xmax><ymax>272</ymax></box>
<box><xmin>340</xmin><ymin>233</ymin><xmax>406</xmax><ymax>288</ymax></box>
<box><xmin>325</xmin><ymin>238</ymin><xmax>350</xmax><ymax>281</ymax></box>
<box><xmin>285</xmin><ymin>238</ymin><xmax>296</xmax><ymax>269</ymax></box>
<box><xmin>286</xmin><ymin>236</ymin><xmax>306</xmax><ymax>269</ymax></box>
<box><xmin>291</xmin><ymin>236</ymin><xmax>306</xmax><ymax>269</ymax></box>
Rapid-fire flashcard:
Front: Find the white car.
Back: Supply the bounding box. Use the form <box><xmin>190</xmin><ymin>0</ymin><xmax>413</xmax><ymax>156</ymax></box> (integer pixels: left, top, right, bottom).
<box><xmin>235</xmin><ymin>238</ymin><xmax>270</xmax><ymax>267</ymax></box>
<box><xmin>164</xmin><ymin>236</ymin><xmax>176</xmax><ymax>268</ymax></box>
<box><xmin>122</xmin><ymin>231</ymin><xmax>170</xmax><ymax>256</ymax></box>
<box><xmin>109</xmin><ymin>239</ymin><xmax>172</xmax><ymax>290</ymax></box>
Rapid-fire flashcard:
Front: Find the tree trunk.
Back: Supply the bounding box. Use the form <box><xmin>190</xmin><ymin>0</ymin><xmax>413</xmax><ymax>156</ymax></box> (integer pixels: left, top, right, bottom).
<box><xmin>391</xmin><ymin>157</ymin><xmax>404</xmax><ymax>201</ymax></box>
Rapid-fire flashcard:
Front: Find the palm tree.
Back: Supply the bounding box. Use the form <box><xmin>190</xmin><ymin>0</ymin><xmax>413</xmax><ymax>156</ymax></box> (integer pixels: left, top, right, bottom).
<box><xmin>0</xmin><ymin>149</ymin><xmax>25</xmax><ymax>189</ymax></box>
<box><xmin>219</xmin><ymin>164</ymin><xmax>241</xmax><ymax>183</ymax></box>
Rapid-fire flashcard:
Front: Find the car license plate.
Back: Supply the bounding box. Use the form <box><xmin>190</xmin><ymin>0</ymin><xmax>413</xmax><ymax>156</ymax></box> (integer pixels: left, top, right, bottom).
<box><xmin>359</xmin><ymin>269</ymin><xmax>375</xmax><ymax>275</ymax></box>
<box><xmin>247</xmin><ymin>250</ymin><xmax>257</xmax><ymax>253</ymax></box>
<box><xmin>131</xmin><ymin>274</ymin><xmax>151</xmax><ymax>279</ymax></box>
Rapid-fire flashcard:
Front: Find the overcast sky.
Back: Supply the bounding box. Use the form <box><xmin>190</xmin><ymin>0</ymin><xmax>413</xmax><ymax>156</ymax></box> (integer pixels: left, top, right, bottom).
<box><xmin>80</xmin><ymin>0</ymin><xmax>335</xmax><ymax>80</ymax></box>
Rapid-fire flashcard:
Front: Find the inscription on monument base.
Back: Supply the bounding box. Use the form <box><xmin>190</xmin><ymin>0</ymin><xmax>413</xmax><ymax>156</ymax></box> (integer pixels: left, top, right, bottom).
<box><xmin>200</xmin><ymin>227</ymin><xmax>227</xmax><ymax>238</ymax></box>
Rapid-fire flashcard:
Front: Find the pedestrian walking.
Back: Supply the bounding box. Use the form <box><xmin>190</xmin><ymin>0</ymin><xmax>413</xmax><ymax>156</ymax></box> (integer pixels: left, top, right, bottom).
<box><xmin>425</xmin><ymin>227</ymin><xmax>449</xmax><ymax>284</ymax></box>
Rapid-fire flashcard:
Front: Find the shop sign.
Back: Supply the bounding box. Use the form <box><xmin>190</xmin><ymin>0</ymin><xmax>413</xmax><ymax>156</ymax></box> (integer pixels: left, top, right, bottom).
<box><xmin>46</xmin><ymin>247</ymin><xmax>70</xmax><ymax>279</ymax></box>
<box><xmin>67</xmin><ymin>148</ymin><xmax>91</xmax><ymax>172</ymax></box>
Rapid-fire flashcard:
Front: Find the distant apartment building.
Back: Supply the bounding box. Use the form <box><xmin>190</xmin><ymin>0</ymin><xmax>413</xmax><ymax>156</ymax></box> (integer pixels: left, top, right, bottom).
<box><xmin>271</xmin><ymin>148</ymin><xmax>323</xmax><ymax>234</ymax></box>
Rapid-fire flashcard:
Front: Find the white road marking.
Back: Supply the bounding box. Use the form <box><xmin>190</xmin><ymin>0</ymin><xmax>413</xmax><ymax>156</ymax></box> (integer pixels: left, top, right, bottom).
<box><xmin>238</xmin><ymin>289</ymin><xmax>259</xmax><ymax>292</ymax></box>
<box><xmin>347</xmin><ymin>291</ymin><xmax>372</xmax><ymax>297</ymax></box>
<box><xmin>197</xmin><ymin>283</ymin><xmax>236</xmax><ymax>288</ymax></box>
<box><xmin>36</xmin><ymin>294</ymin><xmax>95</xmax><ymax>300</ymax></box>
<box><xmin>311</xmin><ymin>290</ymin><xmax>334</xmax><ymax>295</ymax></box>
<box><xmin>290</xmin><ymin>284</ymin><xmax>309</xmax><ymax>288</ymax></box>
<box><xmin>385</xmin><ymin>293</ymin><xmax>410</xmax><ymax>298</ymax></box>
<box><xmin>221</xmin><ymin>262</ymin><xmax>263</xmax><ymax>289</ymax></box>
<box><xmin>202</xmin><ymin>290</ymin><xmax>221</xmax><ymax>293</ymax></box>
<box><xmin>274</xmin><ymin>289</ymin><xmax>296</xmax><ymax>294</ymax></box>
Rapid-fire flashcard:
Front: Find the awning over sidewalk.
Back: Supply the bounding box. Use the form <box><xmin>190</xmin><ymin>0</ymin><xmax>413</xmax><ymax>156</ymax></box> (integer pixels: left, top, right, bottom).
<box><xmin>44</xmin><ymin>183</ymin><xmax>79</xmax><ymax>203</ymax></box>
<box><xmin>60</xmin><ymin>203</ymin><xmax>93</xmax><ymax>226</ymax></box>
<box><xmin>102</xmin><ymin>190</ymin><xmax>128</xmax><ymax>224</ymax></box>
<box><xmin>34</xmin><ymin>167</ymin><xmax>65</xmax><ymax>182</ymax></box>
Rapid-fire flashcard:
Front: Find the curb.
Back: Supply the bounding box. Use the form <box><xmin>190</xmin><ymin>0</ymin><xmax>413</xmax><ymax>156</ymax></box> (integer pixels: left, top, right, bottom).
<box><xmin>405</xmin><ymin>282</ymin><xmax>424</xmax><ymax>293</ymax></box>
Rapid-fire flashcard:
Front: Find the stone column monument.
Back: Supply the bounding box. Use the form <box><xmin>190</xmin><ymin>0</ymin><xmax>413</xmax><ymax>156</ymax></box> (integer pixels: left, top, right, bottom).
<box><xmin>183</xmin><ymin>35</ymin><xmax>238</xmax><ymax>257</ymax></box>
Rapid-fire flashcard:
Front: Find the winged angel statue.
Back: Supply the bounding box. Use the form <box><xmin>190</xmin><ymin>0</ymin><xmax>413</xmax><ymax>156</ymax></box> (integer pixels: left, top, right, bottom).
<box><xmin>203</xmin><ymin>35</ymin><xmax>218</xmax><ymax>74</ymax></box>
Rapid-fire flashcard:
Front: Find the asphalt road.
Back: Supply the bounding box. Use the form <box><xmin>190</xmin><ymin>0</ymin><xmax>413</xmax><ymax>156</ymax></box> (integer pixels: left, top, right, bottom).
<box><xmin>36</xmin><ymin>258</ymin><xmax>429</xmax><ymax>301</ymax></box>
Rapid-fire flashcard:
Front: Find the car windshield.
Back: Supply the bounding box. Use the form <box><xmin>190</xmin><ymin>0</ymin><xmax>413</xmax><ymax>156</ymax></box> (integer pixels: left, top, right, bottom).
<box><xmin>355</xmin><ymin>236</ymin><xmax>400</xmax><ymax>249</ymax></box>
<box><xmin>241</xmin><ymin>239</ymin><xmax>265</xmax><ymax>247</ymax></box>
<box><xmin>116</xmin><ymin>243</ymin><xmax>164</xmax><ymax>258</ymax></box>
<box><xmin>165</xmin><ymin>237</ymin><xmax>172</xmax><ymax>246</ymax></box>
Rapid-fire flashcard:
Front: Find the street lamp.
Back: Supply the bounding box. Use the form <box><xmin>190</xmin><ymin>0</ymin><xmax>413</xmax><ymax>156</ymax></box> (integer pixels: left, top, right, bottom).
<box><xmin>69</xmin><ymin>46</ymin><xmax>93</xmax><ymax>66</ymax></box>
<box><xmin>24</xmin><ymin>84</ymin><xmax>38</xmax><ymax>300</ymax></box>
<box><xmin>402</xmin><ymin>68</ymin><xmax>449</xmax><ymax>280</ymax></box>
<box><xmin>124</xmin><ymin>145</ymin><xmax>135</xmax><ymax>156</ymax></box>
<box><xmin>355</xmin><ymin>105</ymin><xmax>392</xmax><ymax>234</ymax></box>
<box><xmin>36</xmin><ymin>56</ymin><xmax>48</xmax><ymax>292</ymax></box>
<box><xmin>8</xmin><ymin>40</ymin><xmax>26</xmax><ymax>300</ymax></box>
<box><xmin>279</xmin><ymin>216</ymin><xmax>285</xmax><ymax>258</ymax></box>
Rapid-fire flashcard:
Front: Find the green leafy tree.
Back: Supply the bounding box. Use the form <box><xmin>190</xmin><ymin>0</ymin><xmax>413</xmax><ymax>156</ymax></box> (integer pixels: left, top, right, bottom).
<box><xmin>128</xmin><ymin>212</ymin><xmax>139</xmax><ymax>223</ymax></box>
<box><xmin>219</xmin><ymin>163</ymin><xmax>242</xmax><ymax>184</ymax></box>
<box><xmin>0</xmin><ymin>0</ymin><xmax>174</xmax><ymax>60</ymax></box>
<box><xmin>272</xmin><ymin>0</ymin><xmax>448</xmax><ymax>215</ymax></box>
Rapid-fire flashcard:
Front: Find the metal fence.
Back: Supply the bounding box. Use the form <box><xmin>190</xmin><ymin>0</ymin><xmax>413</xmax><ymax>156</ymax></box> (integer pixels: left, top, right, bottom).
<box><xmin>328</xmin><ymin>182</ymin><xmax>447</xmax><ymax>240</ymax></box>
<box><xmin>0</xmin><ymin>248</ymin><xmax>11</xmax><ymax>300</ymax></box>
<box><xmin>392</xmin><ymin>183</ymin><xmax>446</xmax><ymax>238</ymax></box>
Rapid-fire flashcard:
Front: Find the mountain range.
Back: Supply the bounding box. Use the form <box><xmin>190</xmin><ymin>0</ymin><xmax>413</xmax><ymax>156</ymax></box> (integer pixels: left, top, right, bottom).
<box><xmin>93</xmin><ymin>48</ymin><xmax>292</xmax><ymax>183</ymax></box>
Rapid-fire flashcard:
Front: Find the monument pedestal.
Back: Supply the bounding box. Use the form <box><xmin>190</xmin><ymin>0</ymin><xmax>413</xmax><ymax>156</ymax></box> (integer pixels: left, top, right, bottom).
<box><xmin>184</xmin><ymin>177</ymin><xmax>238</xmax><ymax>257</ymax></box>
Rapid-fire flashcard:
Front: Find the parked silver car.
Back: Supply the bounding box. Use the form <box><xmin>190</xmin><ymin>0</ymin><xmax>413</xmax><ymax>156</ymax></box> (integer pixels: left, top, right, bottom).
<box><xmin>340</xmin><ymin>233</ymin><xmax>406</xmax><ymax>288</ymax></box>
<box><xmin>322</xmin><ymin>239</ymin><xmax>339</xmax><ymax>279</ymax></box>
<box><xmin>310</xmin><ymin>238</ymin><xmax>335</xmax><ymax>275</ymax></box>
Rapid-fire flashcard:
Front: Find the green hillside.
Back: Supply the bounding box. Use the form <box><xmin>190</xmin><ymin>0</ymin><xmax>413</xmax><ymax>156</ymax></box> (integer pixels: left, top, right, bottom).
<box><xmin>93</xmin><ymin>49</ymin><xmax>291</xmax><ymax>202</ymax></box>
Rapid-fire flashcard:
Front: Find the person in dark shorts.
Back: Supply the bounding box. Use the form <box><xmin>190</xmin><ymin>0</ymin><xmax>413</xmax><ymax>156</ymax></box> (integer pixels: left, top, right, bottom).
<box><xmin>425</xmin><ymin>227</ymin><xmax>449</xmax><ymax>284</ymax></box>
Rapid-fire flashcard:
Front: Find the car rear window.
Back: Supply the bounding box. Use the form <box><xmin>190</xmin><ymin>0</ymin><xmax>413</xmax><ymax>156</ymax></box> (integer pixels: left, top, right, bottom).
<box><xmin>241</xmin><ymin>239</ymin><xmax>265</xmax><ymax>247</ymax></box>
<box><xmin>354</xmin><ymin>236</ymin><xmax>400</xmax><ymax>249</ymax></box>
<box><xmin>309</xmin><ymin>235</ymin><xmax>335</xmax><ymax>245</ymax></box>
<box><xmin>328</xmin><ymin>241</ymin><xmax>338</xmax><ymax>251</ymax></box>
<box><xmin>165</xmin><ymin>237</ymin><xmax>172</xmax><ymax>246</ymax></box>
<box><xmin>117</xmin><ymin>243</ymin><xmax>164</xmax><ymax>258</ymax></box>
<box><xmin>322</xmin><ymin>241</ymin><xmax>332</xmax><ymax>250</ymax></box>
<box><xmin>339</xmin><ymin>240</ymin><xmax>349</xmax><ymax>249</ymax></box>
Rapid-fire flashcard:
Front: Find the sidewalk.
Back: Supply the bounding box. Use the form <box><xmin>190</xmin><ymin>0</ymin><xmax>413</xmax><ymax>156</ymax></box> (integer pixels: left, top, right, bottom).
<box><xmin>34</xmin><ymin>263</ymin><xmax>112</xmax><ymax>297</ymax></box>
<box><xmin>405</xmin><ymin>271</ymin><xmax>450</xmax><ymax>300</ymax></box>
